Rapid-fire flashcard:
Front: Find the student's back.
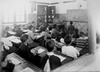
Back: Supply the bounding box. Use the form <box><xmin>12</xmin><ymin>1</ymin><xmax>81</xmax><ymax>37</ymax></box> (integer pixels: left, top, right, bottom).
<box><xmin>62</xmin><ymin>45</ymin><xmax>79</xmax><ymax>59</ymax></box>
<box><xmin>62</xmin><ymin>35</ymin><xmax>80</xmax><ymax>59</ymax></box>
<box><xmin>43</xmin><ymin>40</ymin><xmax>61</xmax><ymax>71</ymax></box>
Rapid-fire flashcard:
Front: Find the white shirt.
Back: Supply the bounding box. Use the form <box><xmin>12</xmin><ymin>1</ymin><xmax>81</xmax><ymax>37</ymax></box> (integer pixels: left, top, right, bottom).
<box><xmin>62</xmin><ymin>45</ymin><xmax>80</xmax><ymax>59</ymax></box>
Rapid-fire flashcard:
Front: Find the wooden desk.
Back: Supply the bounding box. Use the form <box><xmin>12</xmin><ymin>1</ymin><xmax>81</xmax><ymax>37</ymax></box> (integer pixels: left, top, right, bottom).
<box><xmin>51</xmin><ymin>54</ymin><xmax>94</xmax><ymax>72</ymax></box>
<box><xmin>5</xmin><ymin>53</ymin><xmax>43</xmax><ymax>72</ymax></box>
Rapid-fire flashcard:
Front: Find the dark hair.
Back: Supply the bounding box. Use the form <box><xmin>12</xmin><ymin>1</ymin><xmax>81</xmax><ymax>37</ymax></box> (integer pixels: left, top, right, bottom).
<box><xmin>64</xmin><ymin>35</ymin><xmax>71</xmax><ymax>45</ymax></box>
<box><xmin>48</xmin><ymin>26</ymin><xmax>52</xmax><ymax>31</ymax></box>
<box><xmin>39</xmin><ymin>26</ymin><xmax>46</xmax><ymax>31</ymax></box>
<box><xmin>75</xmin><ymin>29</ymin><xmax>79</xmax><ymax>33</ymax></box>
<box><xmin>70</xmin><ymin>21</ymin><xmax>73</xmax><ymax>25</ymax></box>
<box><xmin>28</xmin><ymin>25</ymin><xmax>33</xmax><ymax>30</ymax></box>
<box><xmin>20</xmin><ymin>34</ymin><xmax>28</xmax><ymax>43</ymax></box>
<box><xmin>56</xmin><ymin>36</ymin><xmax>61</xmax><ymax>42</ymax></box>
<box><xmin>45</xmin><ymin>40</ymin><xmax>55</xmax><ymax>52</ymax></box>
<box><xmin>80</xmin><ymin>32</ymin><xmax>85</xmax><ymax>37</ymax></box>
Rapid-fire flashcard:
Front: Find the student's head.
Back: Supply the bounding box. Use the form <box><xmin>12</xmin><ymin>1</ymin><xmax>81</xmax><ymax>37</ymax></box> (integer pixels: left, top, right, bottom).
<box><xmin>48</xmin><ymin>26</ymin><xmax>52</xmax><ymax>31</ymax></box>
<box><xmin>5</xmin><ymin>26</ymin><xmax>10</xmax><ymax>31</ymax></box>
<box><xmin>80</xmin><ymin>32</ymin><xmax>85</xmax><ymax>37</ymax></box>
<box><xmin>20</xmin><ymin>34</ymin><xmax>28</xmax><ymax>43</ymax></box>
<box><xmin>45</xmin><ymin>40</ymin><xmax>55</xmax><ymax>52</ymax></box>
<box><xmin>39</xmin><ymin>25</ymin><xmax>46</xmax><ymax>31</ymax></box>
<box><xmin>28</xmin><ymin>25</ymin><xmax>36</xmax><ymax>32</ymax></box>
<box><xmin>75</xmin><ymin>29</ymin><xmax>79</xmax><ymax>34</ymax></box>
<box><xmin>64</xmin><ymin>35</ymin><xmax>71</xmax><ymax>45</ymax></box>
<box><xmin>70</xmin><ymin>21</ymin><xmax>73</xmax><ymax>25</ymax></box>
<box><xmin>28</xmin><ymin>25</ymin><xmax>33</xmax><ymax>30</ymax></box>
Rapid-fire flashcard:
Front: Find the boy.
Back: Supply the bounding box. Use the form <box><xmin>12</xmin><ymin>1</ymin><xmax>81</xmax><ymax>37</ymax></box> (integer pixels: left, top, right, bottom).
<box><xmin>62</xmin><ymin>35</ymin><xmax>80</xmax><ymax>59</ymax></box>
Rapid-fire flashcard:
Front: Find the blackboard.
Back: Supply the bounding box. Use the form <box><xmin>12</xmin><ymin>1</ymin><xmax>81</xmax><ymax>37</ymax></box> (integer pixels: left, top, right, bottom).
<box><xmin>66</xmin><ymin>9</ymin><xmax>87</xmax><ymax>22</ymax></box>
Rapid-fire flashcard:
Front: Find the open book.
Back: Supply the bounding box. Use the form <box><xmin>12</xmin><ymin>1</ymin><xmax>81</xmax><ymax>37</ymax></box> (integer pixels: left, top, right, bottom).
<box><xmin>38</xmin><ymin>48</ymin><xmax>45</xmax><ymax>54</ymax></box>
<box><xmin>8</xmin><ymin>57</ymin><xmax>21</xmax><ymax>65</ymax></box>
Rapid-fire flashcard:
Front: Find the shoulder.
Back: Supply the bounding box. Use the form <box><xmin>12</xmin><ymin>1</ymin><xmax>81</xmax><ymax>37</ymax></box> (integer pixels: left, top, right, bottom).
<box><xmin>50</xmin><ymin>55</ymin><xmax>60</xmax><ymax>60</ymax></box>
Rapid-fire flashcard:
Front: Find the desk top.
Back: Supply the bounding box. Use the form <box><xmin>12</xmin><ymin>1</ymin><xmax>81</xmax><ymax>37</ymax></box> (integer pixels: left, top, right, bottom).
<box><xmin>5</xmin><ymin>53</ymin><xmax>43</xmax><ymax>72</ymax></box>
<box><xmin>51</xmin><ymin>54</ymin><xmax>94</xmax><ymax>72</ymax></box>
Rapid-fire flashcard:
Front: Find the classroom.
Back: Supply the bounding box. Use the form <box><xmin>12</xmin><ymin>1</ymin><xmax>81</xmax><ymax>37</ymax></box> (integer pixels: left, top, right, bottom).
<box><xmin>0</xmin><ymin>0</ymin><xmax>100</xmax><ymax>72</ymax></box>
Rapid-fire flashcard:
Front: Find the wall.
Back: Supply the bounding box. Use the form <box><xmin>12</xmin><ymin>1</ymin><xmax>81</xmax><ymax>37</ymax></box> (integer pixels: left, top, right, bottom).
<box><xmin>52</xmin><ymin>0</ymin><xmax>88</xmax><ymax>34</ymax></box>
<box><xmin>53</xmin><ymin>0</ymin><xmax>87</xmax><ymax>14</ymax></box>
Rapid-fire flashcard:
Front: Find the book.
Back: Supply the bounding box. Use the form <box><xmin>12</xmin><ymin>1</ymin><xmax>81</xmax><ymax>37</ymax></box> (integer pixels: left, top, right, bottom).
<box><xmin>8</xmin><ymin>57</ymin><xmax>21</xmax><ymax>65</ymax></box>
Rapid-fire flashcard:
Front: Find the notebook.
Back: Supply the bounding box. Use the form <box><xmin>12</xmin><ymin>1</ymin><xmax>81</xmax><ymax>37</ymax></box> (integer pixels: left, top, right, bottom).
<box><xmin>8</xmin><ymin>57</ymin><xmax>21</xmax><ymax>65</ymax></box>
<box><xmin>10</xmin><ymin>39</ymin><xmax>21</xmax><ymax>43</ymax></box>
<box><xmin>38</xmin><ymin>48</ymin><xmax>45</xmax><ymax>54</ymax></box>
<box><xmin>19</xmin><ymin>67</ymin><xmax>35</xmax><ymax>72</ymax></box>
<box><xmin>8</xmin><ymin>31</ymin><xmax>16</xmax><ymax>35</ymax></box>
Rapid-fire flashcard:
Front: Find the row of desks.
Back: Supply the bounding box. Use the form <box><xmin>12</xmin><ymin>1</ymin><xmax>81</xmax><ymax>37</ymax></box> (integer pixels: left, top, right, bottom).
<box><xmin>51</xmin><ymin>53</ymin><xmax>94</xmax><ymax>72</ymax></box>
<box><xmin>5</xmin><ymin>53</ymin><xmax>43</xmax><ymax>72</ymax></box>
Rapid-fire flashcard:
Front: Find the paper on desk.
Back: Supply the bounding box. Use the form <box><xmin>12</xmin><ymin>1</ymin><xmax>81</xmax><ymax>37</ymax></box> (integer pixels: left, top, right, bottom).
<box><xmin>19</xmin><ymin>67</ymin><xmax>35</xmax><ymax>72</ymax></box>
<box><xmin>7</xmin><ymin>36</ymin><xmax>17</xmax><ymax>40</ymax></box>
<box><xmin>8</xmin><ymin>31</ymin><xmax>16</xmax><ymax>35</ymax></box>
<box><xmin>55</xmin><ymin>54</ymin><xmax>66</xmax><ymax>62</ymax></box>
<box><xmin>38</xmin><ymin>48</ymin><xmax>45</xmax><ymax>54</ymax></box>
<box><xmin>8</xmin><ymin>57</ymin><xmax>21</xmax><ymax>65</ymax></box>
<box><xmin>10</xmin><ymin>39</ymin><xmax>21</xmax><ymax>43</ymax></box>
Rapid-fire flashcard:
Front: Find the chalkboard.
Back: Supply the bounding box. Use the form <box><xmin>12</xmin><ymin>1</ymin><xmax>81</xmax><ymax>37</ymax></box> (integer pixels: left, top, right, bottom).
<box><xmin>66</xmin><ymin>9</ymin><xmax>87</xmax><ymax>22</ymax></box>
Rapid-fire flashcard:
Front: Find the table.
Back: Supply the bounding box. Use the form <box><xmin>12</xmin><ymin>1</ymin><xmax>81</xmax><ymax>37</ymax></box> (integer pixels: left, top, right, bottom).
<box><xmin>51</xmin><ymin>54</ymin><xmax>94</xmax><ymax>72</ymax></box>
<box><xmin>5</xmin><ymin>53</ymin><xmax>43</xmax><ymax>72</ymax></box>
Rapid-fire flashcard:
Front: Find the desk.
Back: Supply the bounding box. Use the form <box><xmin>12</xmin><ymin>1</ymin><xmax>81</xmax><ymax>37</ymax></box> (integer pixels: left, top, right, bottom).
<box><xmin>5</xmin><ymin>53</ymin><xmax>43</xmax><ymax>72</ymax></box>
<box><xmin>51</xmin><ymin>54</ymin><xmax>94</xmax><ymax>72</ymax></box>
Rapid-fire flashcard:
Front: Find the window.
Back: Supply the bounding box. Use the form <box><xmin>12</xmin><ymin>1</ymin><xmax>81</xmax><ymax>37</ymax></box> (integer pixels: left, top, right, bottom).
<box><xmin>2</xmin><ymin>0</ymin><xmax>26</xmax><ymax>24</ymax></box>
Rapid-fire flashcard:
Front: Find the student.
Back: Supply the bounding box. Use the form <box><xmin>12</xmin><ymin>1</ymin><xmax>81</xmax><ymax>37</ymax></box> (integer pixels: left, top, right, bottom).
<box><xmin>51</xmin><ymin>26</ymin><xmax>61</xmax><ymax>39</ymax></box>
<box><xmin>41</xmin><ymin>40</ymin><xmax>62</xmax><ymax>71</ymax></box>
<box><xmin>76</xmin><ymin>32</ymin><xmax>88</xmax><ymax>48</ymax></box>
<box><xmin>76</xmin><ymin>32</ymin><xmax>89</xmax><ymax>56</ymax></box>
<box><xmin>53</xmin><ymin>17</ymin><xmax>60</xmax><ymax>25</ymax></box>
<box><xmin>73</xmin><ymin>28</ymin><xmax>79</xmax><ymax>39</ymax></box>
<box><xmin>62</xmin><ymin>35</ymin><xmax>80</xmax><ymax>59</ymax></box>
<box><xmin>68</xmin><ymin>21</ymin><xmax>75</xmax><ymax>36</ymax></box>
<box><xmin>27</xmin><ymin>25</ymin><xmax>39</xmax><ymax>48</ymax></box>
<box><xmin>18</xmin><ymin>34</ymin><xmax>30</xmax><ymax>58</ymax></box>
<box><xmin>71</xmin><ymin>29</ymin><xmax>79</xmax><ymax>47</ymax></box>
<box><xmin>27</xmin><ymin>25</ymin><xmax>37</xmax><ymax>40</ymax></box>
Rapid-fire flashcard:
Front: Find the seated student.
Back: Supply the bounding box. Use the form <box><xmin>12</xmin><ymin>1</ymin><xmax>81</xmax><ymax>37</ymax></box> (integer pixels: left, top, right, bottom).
<box><xmin>26</xmin><ymin>25</ymin><xmax>39</xmax><ymax>48</ymax></box>
<box><xmin>51</xmin><ymin>26</ymin><xmax>61</xmax><ymax>39</ymax></box>
<box><xmin>62</xmin><ymin>35</ymin><xmax>80</xmax><ymax>59</ymax></box>
<box><xmin>72</xmin><ymin>28</ymin><xmax>79</xmax><ymax>39</ymax></box>
<box><xmin>71</xmin><ymin>34</ymin><xmax>78</xmax><ymax>47</ymax></box>
<box><xmin>15</xmin><ymin>27</ymin><xmax>23</xmax><ymax>37</ymax></box>
<box><xmin>18</xmin><ymin>34</ymin><xmax>30</xmax><ymax>58</ymax></box>
<box><xmin>41</xmin><ymin>40</ymin><xmax>62</xmax><ymax>71</ymax></box>
<box><xmin>76</xmin><ymin>32</ymin><xmax>88</xmax><ymax>49</ymax></box>
<box><xmin>76</xmin><ymin>32</ymin><xmax>89</xmax><ymax>56</ymax></box>
<box><xmin>19</xmin><ymin>34</ymin><xmax>41</xmax><ymax>66</ymax></box>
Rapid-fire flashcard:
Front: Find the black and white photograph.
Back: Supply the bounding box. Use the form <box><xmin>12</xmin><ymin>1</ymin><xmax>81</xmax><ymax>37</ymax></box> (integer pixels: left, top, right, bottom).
<box><xmin>0</xmin><ymin>0</ymin><xmax>100</xmax><ymax>72</ymax></box>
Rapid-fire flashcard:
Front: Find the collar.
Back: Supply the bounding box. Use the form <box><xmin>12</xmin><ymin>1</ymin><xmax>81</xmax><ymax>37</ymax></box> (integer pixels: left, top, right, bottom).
<box><xmin>47</xmin><ymin>52</ymin><xmax>54</xmax><ymax>56</ymax></box>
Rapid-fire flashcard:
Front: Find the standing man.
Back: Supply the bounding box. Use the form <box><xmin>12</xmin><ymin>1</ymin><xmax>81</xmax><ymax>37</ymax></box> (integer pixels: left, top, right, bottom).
<box><xmin>68</xmin><ymin>21</ymin><xmax>75</xmax><ymax>37</ymax></box>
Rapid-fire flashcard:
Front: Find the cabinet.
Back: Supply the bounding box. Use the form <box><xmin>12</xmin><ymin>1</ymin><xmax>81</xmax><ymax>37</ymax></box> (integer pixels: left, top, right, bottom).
<box><xmin>37</xmin><ymin>5</ymin><xmax>47</xmax><ymax>28</ymax></box>
<box><xmin>47</xmin><ymin>6</ymin><xmax>55</xmax><ymax>24</ymax></box>
<box><xmin>37</xmin><ymin>5</ymin><xmax>55</xmax><ymax>27</ymax></box>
